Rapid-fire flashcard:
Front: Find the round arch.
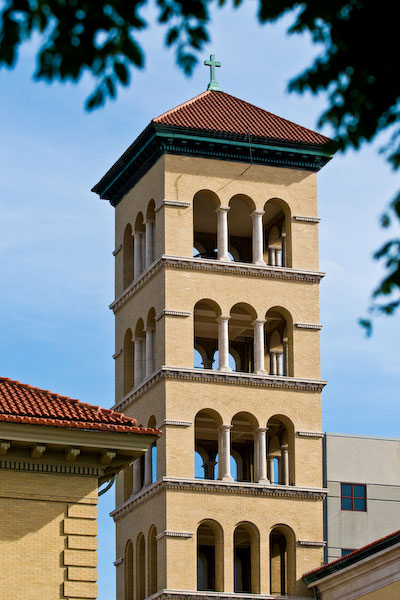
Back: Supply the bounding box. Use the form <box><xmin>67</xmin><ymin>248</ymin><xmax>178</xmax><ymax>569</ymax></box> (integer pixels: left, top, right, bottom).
<box><xmin>193</xmin><ymin>190</ymin><xmax>221</xmax><ymax>259</ymax></box>
<box><xmin>269</xmin><ymin>523</ymin><xmax>296</xmax><ymax>596</ymax></box>
<box><xmin>197</xmin><ymin>519</ymin><xmax>224</xmax><ymax>592</ymax></box>
<box><xmin>263</xmin><ymin>198</ymin><xmax>292</xmax><ymax>267</ymax></box>
<box><xmin>233</xmin><ymin>521</ymin><xmax>260</xmax><ymax>593</ymax></box>
<box><xmin>265</xmin><ymin>306</ymin><xmax>293</xmax><ymax>377</ymax></box>
<box><xmin>124</xmin><ymin>540</ymin><xmax>134</xmax><ymax>600</ymax></box>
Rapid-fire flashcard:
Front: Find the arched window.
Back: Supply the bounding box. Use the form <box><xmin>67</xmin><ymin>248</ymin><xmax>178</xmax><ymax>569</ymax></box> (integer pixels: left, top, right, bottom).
<box><xmin>145</xmin><ymin>200</ymin><xmax>156</xmax><ymax>268</ymax></box>
<box><xmin>265</xmin><ymin>307</ymin><xmax>293</xmax><ymax>376</ymax></box>
<box><xmin>228</xmin><ymin>195</ymin><xmax>255</xmax><ymax>263</ymax></box>
<box><xmin>231</xmin><ymin>413</ymin><xmax>259</xmax><ymax>482</ymax></box>
<box><xmin>194</xmin><ymin>409</ymin><xmax>223</xmax><ymax>480</ymax></box>
<box><xmin>263</xmin><ymin>198</ymin><xmax>291</xmax><ymax>267</ymax></box>
<box><xmin>123</xmin><ymin>328</ymin><xmax>134</xmax><ymax>395</ymax></box>
<box><xmin>229</xmin><ymin>303</ymin><xmax>257</xmax><ymax>373</ymax></box>
<box><xmin>123</xmin><ymin>224</ymin><xmax>134</xmax><ymax>289</ymax></box>
<box><xmin>267</xmin><ymin>415</ymin><xmax>295</xmax><ymax>486</ymax></box>
<box><xmin>194</xmin><ymin>300</ymin><xmax>221</xmax><ymax>369</ymax></box>
<box><xmin>148</xmin><ymin>526</ymin><xmax>158</xmax><ymax>595</ymax></box>
<box><xmin>134</xmin><ymin>319</ymin><xmax>145</xmax><ymax>386</ymax></box>
<box><xmin>234</xmin><ymin>522</ymin><xmax>260</xmax><ymax>593</ymax></box>
<box><xmin>197</xmin><ymin>520</ymin><xmax>224</xmax><ymax>592</ymax></box>
<box><xmin>193</xmin><ymin>190</ymin><xmax>220</xmax><ymax>259</ymax></box>
<box><xmin>124</xmin><ymin>540</ymin><xmax>134</xmax><ymax>600</ymax></box>
<box><xmin>134</xmin><ymin>212</ymin><xmax>145</xmax><ymax>280</ymax></box>
<box><xmin>269</xmin><ymin>525</ymin><xmax>296</xmax><ymax>596</ymax></box>
<box><xmin>136</xmin><ymin>533</ymin><xmax>145</xmax><ymax>600</ymax></box>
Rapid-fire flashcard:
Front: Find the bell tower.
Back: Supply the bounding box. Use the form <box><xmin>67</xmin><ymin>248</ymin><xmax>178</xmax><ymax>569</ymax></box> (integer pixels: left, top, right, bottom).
<box><xmin>93</xmin><ymin>63</ymin><xmax>334</xmax><ymax>600</ymax></box>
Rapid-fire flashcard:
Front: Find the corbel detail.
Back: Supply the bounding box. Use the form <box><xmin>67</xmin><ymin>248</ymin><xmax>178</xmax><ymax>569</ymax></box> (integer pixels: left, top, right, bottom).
<box><xmin>0</xmin><ymin>441</ymin><xmax>10</xmax><ymax>456</ymax></box>
<box><xmin>65</xmin><ymin>448</ymin><xmax>81</xmax><ymax>462</ymax></box>
<box><xmin>100</xmin><ymin>451</ymin><xmax>116</xmax><ymax>465</ymax></box>
<box><xmin>31</xmin><ymin>444</ymin><xmax>46</xmax><ymax>458</ymax></box>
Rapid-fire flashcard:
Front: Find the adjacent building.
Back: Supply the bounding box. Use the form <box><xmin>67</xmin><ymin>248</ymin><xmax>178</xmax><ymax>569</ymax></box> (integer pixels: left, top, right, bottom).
<box><xmin>93</xmin><ymin>64</ymin><xmax>335</xmax><ymax>599</ymax></box>
<box><xmin>324</xmin><ymin>433</ymin><xmax>400</xmax><ymax>563</ymax></box>
<box><xmin>0</xmin><ymin>377</ymin><xmax>159</xmax><ymax>600</ymax></box>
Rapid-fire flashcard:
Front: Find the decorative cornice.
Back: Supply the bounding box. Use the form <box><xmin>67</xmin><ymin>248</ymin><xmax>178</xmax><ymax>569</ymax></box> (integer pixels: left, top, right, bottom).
<box><xmin>298</xmin><ymin>540</ymin><xmax>326</xmax><ymax>547</ymax></box>
<box><xmin>155</xmin><ymin>310</ymin><xmax>191</xmax><ymax>322</ymax></box>
<box><xmin>156</xmin><ymin>200</ymin><xmax>190</xmax><ymax>212</ymax></box>
<box><xmin>295</xmin><ymin>323</ymin><xmax>323</xmax><ymax>330</ymax></box>
<box><xmin>113</xmin><ymin>367</ymin><xmax>326</xmax><ymax>412</ymax></box>
<box><xmin>111</xmin><ymin>255</ymin><xmax>325</xmax><ymax>314</ymax></box>
<box><xmin>113</xmin><ymin>244</ymin><xmax>122</xmax><ymax>256</ymax></box>
<box><xmin>111</xmin><ymin>477</ymin><xmax>327</xmax><ymax>521</ymax></box>
<box><xmin>156</xmin><ymin>530</ymin><xmax>193</xmax><ymax>540</ymax></box>
<box><xmin>0</xmin><ymin>459</ymin><xmax>103</xmax><ymax>476</ymax></box>
<box><xmin>156</xmin><ymin>420</ymin><xmax>192</xmax><ymax>428</ymax></box>
<box><xmin>148</xmin><ymin>591</ymin><xmax>312</xmax><ymax>600</ymax></box>
<box><xmin>113</xmin><ymin>349</ymin><xmax>123</xmax><ymax>360</ymax></box>
<box><xmin>297</xmin><ymin>431</ymin><xmax>325</xmax><ymax>438</ymax></box>
<box><xmin>293</xmin><ymin>216</ymin><xmax>321</xmax><ymax>223</ymax></box>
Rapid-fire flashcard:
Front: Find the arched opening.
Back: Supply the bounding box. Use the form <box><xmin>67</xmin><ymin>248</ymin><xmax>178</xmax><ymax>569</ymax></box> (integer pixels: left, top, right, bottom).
<box><xmin>231</xmin><ymin>412</ymin><xmax>258</xmax><ymax>482</ymax></box>
<box><xmin>234</xmin><ymin>522</ymin><xmax>260</xmax><ymax>593</ymax></box>
<box><xmin>193</xmin><ymin>190</ymin><xmax>220</xmax><ymax>259</ymax></box>
<box><xmin>124</xmin><ymin>540</ymin><xmax>134</xmax><ymax>600</ymax></box>
<box><xmin>197</xmin><ymin>520</ymin><xmax>224</xmax><ymax>591</ymax></box>
<box><xmin>134</xmin><ymin>212</ymin><xmax>145</xmax><ymax>280</ymax></box>
<box><xmin>134</xmin><ymin>319</ymin><xmax>145</xmax><ymax>386</ymax></box>
<box><xmin>263</xmin><ymin>199</ymin><xmax>291</xmax><ymax>267</ymax></box>
<box><xmin>228</xmin><ymin>195</ymin><xmax>255</xmax><ymax>263</ymax></box>
<box><xmin>269</xmin><ymin>525</ymin><xmax>296</xmax><ymax>596</ymax></box>
<box><xmin>123</xmin><ymin>463</ymin><xmax>133</xmax><ymax>502</ymax></box>
<box><xmin>194</xmin><ymin>300</ymin><xmax>221</xmax><ymax>369</ymax></box>
<box><xmin>136</xmin><ymin>533</ymin><xmax>145</xmax><ymax>600</ymax></box>
<box><xmin>229</xmin><ymin>303</ymin><xmax>257</xmax><ymax>373</ymax></box>
<box><xmin>148</xmin><ymin>526</ymin><xmax>158</xmax><ymax>595</ymax></box>
<box><xmin>267</xmin><ymin>415</ymin><xmax>295</xmax><ymax>486</ymax></box>
<box><xmin>145</xmin><ymin>308</ymin><xmax>156</xmax><ymax>378</ymax></box>
<box><xmin>265</xmin><ymin>307</ymin><xmax>293</xmax><ymax>376</ymax></box>
<box><xmin>194</xmin><ymin>409</ymin><xmax>222</xmax><ymax>480</ymax></box>
<box><xmin>123</xmin><ymin>329</ymin><xmax>134</xmax><ymax>395</ymax></box>
<box><xmin>145</xmin><ymin>200</ymin><xmax>156</xmax><ymax>268</ymax></box>
<box><xmin>123</xmin><ymin>224</ymin><xmax>134</xmax><ymax>289</ymax></box>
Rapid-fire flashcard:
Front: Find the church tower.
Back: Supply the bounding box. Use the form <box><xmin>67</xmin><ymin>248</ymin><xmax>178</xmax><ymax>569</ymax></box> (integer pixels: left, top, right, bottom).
<box><xmin>93</xmin><ymin>58</ymin><xmax>333</xmax><ymax>599</ymax></box>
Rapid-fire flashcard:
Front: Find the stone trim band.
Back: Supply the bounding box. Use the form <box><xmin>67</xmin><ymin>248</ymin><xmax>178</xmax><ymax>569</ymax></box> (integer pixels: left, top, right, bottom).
<box><xmin>298</xmin><ymin>540</ymin><xmax>326</xmax><ymax>547</ymax></box>
<box><xmin>295</xmin><ymin>323</ymin><xmax>323</xmax><ymax>330</ymax></box>
<box><xmin>156</xmin><ymin>200</ymin><xmax>191</xmax><ymax>212</ymax></box>
<box><xmin>293</xmin><ymin>216</ymin><xmax>321</xmax><ymax>223</ymax></box>
<box><xmin>155</xmin><ymin>310</ymin><xmax>191</xmax><ymax>321</ymax></box>
<box><xmin>297</xmin><ymin>431</ymin><xmax>324</xmax><ymax>438</ymax></box>
<box><xmin>156</xmin><ymin>420</ymin><xmax>192</xmax><ymax>428</ymax></box>
<box><xmin>156</xmin><ymin>531</ymin><xmax>193</xmax><ymax>540</ymax></box>
<box><xmin>0</xmin><ymin>459</ymin><xmax>103</xmax><ymax>476</ymax></box>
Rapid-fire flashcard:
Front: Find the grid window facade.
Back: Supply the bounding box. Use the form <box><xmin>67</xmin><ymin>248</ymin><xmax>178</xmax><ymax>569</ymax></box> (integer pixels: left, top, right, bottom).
<box><xmin>341</xmin><ymin>483</ymin><xmax>366</xmax><ymax>511</ymax></box>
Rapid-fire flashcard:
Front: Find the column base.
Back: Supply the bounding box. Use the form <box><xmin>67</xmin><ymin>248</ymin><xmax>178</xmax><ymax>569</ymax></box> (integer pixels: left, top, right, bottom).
<box><xmin>218</xmin><ymin>255</ymin><xmax>231</xmax><ymax>262</ymax></box>
<box><xmin>218</xmin><ymin>366</ymin><xmax>232</xmax><ymax>372</ymax></box>
<box><xmin>257</xmin><ymin>478</ymin><xmax>270</xmax><ymax>484</ymax></box>
<box><xmin>254</xmin><ymin>259</ymin><xmax>266</xmax><ymax>266</ymax></box>
<box><xmin>254</xmin><ymin>369</ymin><xmax>267</xmax><ymax>375</ymax></box>
<box><xmin>221</xmin><ymin>475</ymin><xmax>234</xmax><ymax>482</ymax></box>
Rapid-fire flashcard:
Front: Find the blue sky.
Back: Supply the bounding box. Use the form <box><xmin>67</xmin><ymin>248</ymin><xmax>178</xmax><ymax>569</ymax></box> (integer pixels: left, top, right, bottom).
<box><xmin>0</xmin><ymin>3</ymin><xmax>398</xmax><ymax>598</ymax></box>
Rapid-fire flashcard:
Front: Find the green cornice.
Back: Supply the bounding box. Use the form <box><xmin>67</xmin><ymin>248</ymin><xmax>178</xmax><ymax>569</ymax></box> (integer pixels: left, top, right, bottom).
<box><xmin>92</xmin><ymin>124</ymin><xmax>334</xmax><ymax>207</ymax></box>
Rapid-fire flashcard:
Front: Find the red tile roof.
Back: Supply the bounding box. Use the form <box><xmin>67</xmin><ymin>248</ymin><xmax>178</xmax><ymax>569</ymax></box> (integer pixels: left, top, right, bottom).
<box><xmin>303</xmin><ymin>528</ymin><xmax>400</xmax><ymax>579</ymax></box>
<box><xmin>0</xmin><ymin>377</ymin><xmax>160</xmax><ymax>435</ymax></box>
<box><xmin>153</xmin><ymin>90</ymin><xmax>331</xmax><ymax>147</ymax></box>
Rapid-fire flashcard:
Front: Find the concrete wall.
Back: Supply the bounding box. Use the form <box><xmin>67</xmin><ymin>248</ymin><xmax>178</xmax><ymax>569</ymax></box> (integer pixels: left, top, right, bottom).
<box><xmin>324</xmin><ymin>433</ymin><xmax>400</xmax><ymax>563</ymax></box>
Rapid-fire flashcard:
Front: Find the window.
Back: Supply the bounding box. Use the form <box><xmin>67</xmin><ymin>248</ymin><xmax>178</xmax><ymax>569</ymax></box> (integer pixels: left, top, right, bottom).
<box><xmin>341</xmin><ymin>483</ymin><xmax>366</xmax><ymax>511</ymax></box>
<box><xmin>341</xmin><ymin>549</ymin><xmax>355</xmax><ymax>557</ymax></box>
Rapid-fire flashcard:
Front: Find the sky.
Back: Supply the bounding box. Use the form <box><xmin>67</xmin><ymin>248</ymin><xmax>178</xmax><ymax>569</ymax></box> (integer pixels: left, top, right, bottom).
<box><xmin>0</xmin><ymin>3</ymin><xmax>399</xmax><ymax>598</ymax></box>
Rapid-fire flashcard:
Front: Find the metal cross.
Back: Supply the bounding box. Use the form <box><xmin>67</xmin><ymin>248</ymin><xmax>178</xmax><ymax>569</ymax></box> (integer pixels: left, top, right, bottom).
<box><xmin>204</xmin><ymin>54</ymin><xmax>222</xmax><ymax>91</ymax></box>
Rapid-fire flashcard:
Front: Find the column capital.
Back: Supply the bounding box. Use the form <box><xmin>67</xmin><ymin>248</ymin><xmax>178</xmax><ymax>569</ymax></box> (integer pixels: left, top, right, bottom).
<box><xmin>145</xmin><ymin>218</ymin><xmax>154</xmax><ymax>224</ymax></box>
<box><xmin>145</xmin><ymin>326</ymin><xmax>155</xmax><ymax>333</ymax></box>
<box><xmin>251</xmin><ymin>210</ymin><xmax>265</xmax><ymax>218</ymax></box>
<box><xmin>281</xmin><ymin>445</ymin><xmax>289</xmax><ymax>453</ymax></box>
<box><xmin>219</xmin><ymin>424</ymin><xmax>233</xmax><ymax>432</ymax></box>
<box><xmin>217</xmin><ymin>314</ymin><xmax>230</xmax><ymax>322</ymax></box>
<box><xmin>252</xmin><ymin>318</ymin><xmax>266</xmax><ymax>326</ymax></box>
<box><xmin>256</xmin><ymin>427</ymin><xmax>269</xmax><ymax>434</ymax></box>
<box><xmin>215</xmin><ymin>205</ymin><xmax>230</xmax><ymax>213</ymax></box>
<box><xmin>134</xmin><ymin>336</ymin><xmax>144</xmax><ymax>343</ymax></box>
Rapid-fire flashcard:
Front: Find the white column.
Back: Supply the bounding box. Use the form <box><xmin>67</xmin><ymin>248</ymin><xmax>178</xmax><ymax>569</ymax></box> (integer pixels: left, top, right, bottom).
<box><xmin>283</xmin><ymin>341</ymin><xmax>289</xmax><ymax>376</ymax></box>
<box><xmin>275</xmin><ymin>248</ymin><xmax>282</xmax><ymax>267</ymax></box>
<box><xmin>133</xmin><ymin>232</ymin><xmax>142</xmax><ymax>280</ymax></box>
<box><xmin>144</xmin><ymin>448</ymin><xmax>152</xmax><ymax>487</ymax></box>
<box><xmin>216</xmin><ymin>206</ymin><xmax>230</xmax><ymax>261</ymax></box>
<box><xmin>270</xmin><ymin>351</ymin><xmax>277</xmax><ymax>375</ymax></box>
<box><xmin>145</xmin><ymin>220</ymin><xmax>154</xmax><ymax>268</ymax></box>
<box><xmin>282</xmin><ymin>446</ymin><xmax>289</xmax><ymax>486</ymax></box>
<box><xmin>256</xmin><ymin>428</ymin><xmax>269</xmax><ymax>483</ymax></box>
<box><xmin>133</xmin><ymin>459</ymin><xmax>142</xmax><ymax>494</ymax></box>
<box><xmin>134</xmin><ymin>338</ymin><xmax>143</xmax><ymax>386</ymax></box>
<box><xmin>219</xmin><ymin>425</ymin><xmax>233</xmax><ymax>481</ymax></box>
<box><xmin>276</xmin><ymin>351</ymin><xmax>283</xmax><ymax>376</ymax></box>
<box><xmin>253</xmin><ymin>318</ymin><xmax>266</xmax><ymax>373</ymax></box>
<box><xmin>251</xmin><ymin>211</ymin><xmax>265</xmax><ymax>265</ymax></box>
<box><xmin>145</xmin><ymin>328</ymin><xmax>154</xmax><ymax>378</ymax></box>
<box><xmin>268</xmin><ymin>455</ymin><xmax>275</xmax><ymax>484</ymax></box>
<box><xmin>217</xmin><ymin>315</ymin><xmax>231</xmax><ymax>371</ymax></box>
<box><xmin>268</xmin><ymin>247</ymin><xmax>275</xmax><ymax>266</ymax></box>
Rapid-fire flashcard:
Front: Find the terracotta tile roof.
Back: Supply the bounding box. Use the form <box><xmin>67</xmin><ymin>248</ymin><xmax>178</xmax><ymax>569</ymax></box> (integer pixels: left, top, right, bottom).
<box><xmin>303</xmin><ymin>528</ymin><xmax>400</xmax><ymax>579</ymax></box>
<box><xmin>0</xmin><ymin>377</ymin><xmax>160</xmax><ymax>435</ymax></box>
<box><xmin>153</xmin><ymin>90</ymin><xmax>331</xmax><ymax>147</ymax></box>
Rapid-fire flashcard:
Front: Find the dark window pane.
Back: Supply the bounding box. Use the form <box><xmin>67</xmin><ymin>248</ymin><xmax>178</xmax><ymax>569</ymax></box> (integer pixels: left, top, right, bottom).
<box><xmin>354</xmin><ymin>485</ymin><xmax>365</xmax><ymax>498</ymax></box>
<box><xmin>341</xmin><ymin>497</ymin><xmax>352</xmax><ymax>510</ymax></box>
<box><xmin>341</xmin><ymin>549</ymin><xmax>354</xmax><ymax>557</ymax></box>
<box><xmin>354</xmin><ymin>499</ymin><xmax>366</xmax><ymax>511</ymax></box>
<box><xmin>341</xmin><ymin>484</ymin><xmax>352</xmax><ymax>497</ymax></box>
